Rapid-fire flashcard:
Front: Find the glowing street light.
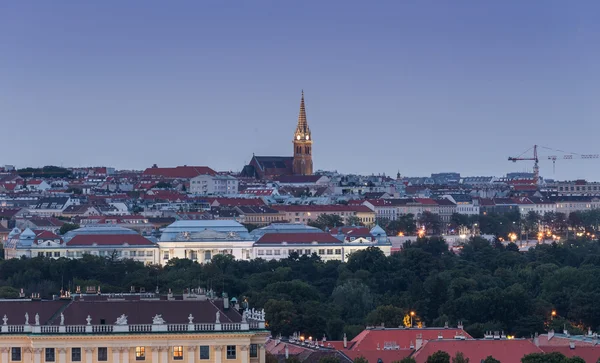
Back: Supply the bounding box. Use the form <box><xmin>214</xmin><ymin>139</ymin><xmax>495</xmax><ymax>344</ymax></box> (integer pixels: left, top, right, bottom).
<box><xmin>410</xmin><ymin>311</ymin><xmax>416</xmax><ymax>327</ymax></box>
<box><xmin>551</xmin><ymin>310</ymin><xmax>557</xmax><ymax>320</ymax></box>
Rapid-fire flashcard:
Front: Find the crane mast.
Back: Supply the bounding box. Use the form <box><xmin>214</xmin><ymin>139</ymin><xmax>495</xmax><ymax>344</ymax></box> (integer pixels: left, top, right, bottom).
<box><xmin>508</xmin><ymin>144</ymin><xmax>539</xmax><ymax>182</ymax></box>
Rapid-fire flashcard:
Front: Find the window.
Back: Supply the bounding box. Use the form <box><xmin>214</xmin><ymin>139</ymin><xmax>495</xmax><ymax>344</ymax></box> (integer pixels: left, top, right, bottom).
<box><xmin>226</xmin><ymin>346</ymin><xmax>236</xmax><ymax>360</ymax></box>
<box><xmin>265</xmin><ymin>250</ymin><xmax>272</xmax><ymax>256</ymax></box>
<box><xmin>71</xmin><ymin>348</ymin><xmax>81</xmax><ymax>362</ymax></box>
<box><xmin>131</xmin><ymin>251</ymin><xmax>137</xmax><ymax>257</ymax></box>
<box><xmin>136</xmin><ymin>347</ymin><xmax>145</xmax><ymax>361</ymax></box>
<box><xmin>189</xmin><ymin>251</ymin><xmax>197</xmax><ymax>260</ymax></box>
<box><xmin>199</xmin><ymin>346</ymin><xmax>210</xmax><ymax>360</ymax></box>
<box><xmin>257</xmin><ymin>250</ymin><xmax>264</xmax><ymax>256</ymax></box>
<box><xmin>250</xmin><ymin>344</ymin><xmax>258</xmax><ymax>358</ymax></box>
<box><xmin>173</xmin><ymin>347</ymin><xmax>183</xmax><ymax>360</ymax></box>
<box><xmin>98</xmin><ymin>348</ymin><xmax>108</xmax><ymax>362</ymax></box>
<box><xmin>318</xmin><ymin>249</ymin><xmax>325</xmax><ymax>255</ymax></box>
<box><xmin>38</xmin><ymin>252</ymin><xmax>44</xmax><ymax>257</ymax></box>
<box><xmin>45</xmin><ymin>252</ymin><xmax>52</xmax><ymax>258</ymax></box>
<box><xmin>304</xmin><ymin>249</ymin><xmax>311</xmax><ymax>255</ymax></box>
<box><xmin>45</xmin><ymin>348</ymin><xmax>55</xmax><ymax>362</ymax></box>
<box><xmin>163</xmin><ymin>251</ymin><xmax>169</xmax><ymax>260</ymax></box>
<box><xmin>204</xmin><ymin>251</ymin><xmax>211</xmax><ymax>260</ymax></box>
<box><xmin>326</xmin><ymin>249</ymin><xmax>333</xmax><ymax>255</ymax></box>
<box><xmin>335</xmin><ymin>249</ymin><xmax>342</xmax><ymax>254</ymax></box>
<box><xmin>53</xmin><ymin>252</ymin><xmax>60</xmax><ymax>257</ymax></box>
<box><xmin>274</xmin><ymin>250</ymin><xmax>281</xmax><ymax>256</ymax></box>
<box><xmin>11</xmin><ymin>348</ymin><xmax>21</xmax><ymax>361</ymax></box>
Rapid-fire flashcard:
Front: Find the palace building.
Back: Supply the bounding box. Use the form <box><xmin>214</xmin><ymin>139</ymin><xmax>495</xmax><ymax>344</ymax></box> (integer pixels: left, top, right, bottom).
<box><xmin>0</xmin><ymin>288</ymin><xmax>268</xmax><ymax>363</ymax></box>
<box><xmin>241</xmin><ymin>92</ymin><xmax>314</xmax><ymax>179</ymax></box>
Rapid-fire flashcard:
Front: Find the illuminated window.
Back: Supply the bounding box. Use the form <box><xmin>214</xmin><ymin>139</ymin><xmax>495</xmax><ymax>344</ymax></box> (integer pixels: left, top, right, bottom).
<box><xmin>136</xmin><ymin>347</ymin><xmax>145</xmax><ymax>361</ymax></box>
<box><xmin>173</xmin><ymin>347</ymin><xmax>183</xmax><ymax>360</ymax></box>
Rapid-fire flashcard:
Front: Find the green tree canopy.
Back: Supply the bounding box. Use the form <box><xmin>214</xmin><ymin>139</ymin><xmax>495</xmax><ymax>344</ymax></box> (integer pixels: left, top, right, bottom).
<box><xmin>426</xmin><ymin>351</ymin><xmax>451</xmax><ymax>363</ymax></box>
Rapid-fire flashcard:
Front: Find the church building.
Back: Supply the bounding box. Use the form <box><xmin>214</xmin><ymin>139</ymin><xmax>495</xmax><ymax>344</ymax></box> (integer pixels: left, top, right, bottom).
<box><xmin>241</xmin><ymin>92</ymin><xmax>313</xmax><ymax>179</ymax></box>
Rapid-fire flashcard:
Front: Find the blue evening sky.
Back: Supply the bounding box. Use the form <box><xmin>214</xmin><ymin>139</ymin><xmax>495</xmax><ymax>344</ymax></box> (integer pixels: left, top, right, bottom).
<box><xmin>1</xmin><ymin>1</ymin><xmax>599</xmax><ymax>180</ymax></box>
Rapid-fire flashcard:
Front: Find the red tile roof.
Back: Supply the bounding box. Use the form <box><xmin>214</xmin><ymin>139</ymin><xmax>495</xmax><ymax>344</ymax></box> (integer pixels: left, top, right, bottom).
<box><xmin>412</xmin><ymin>339</ymin><xmax>543</xmax><ymax>363</ymax></box>
<box><xmin>34</xmin><ymin>230</ymin><xmax>63</xmax><ymax>242</ymax></box>
<box><xmin>142</xmin><ymin>166</ymin><xmax>216</xmax><ymax>179</ymax></box>
<box><xmin>542</xmin><ymin>346</ymin><xmax>600</xmax><ymax>362</ymax></box>
<box><xmin>349</xmin><ymin>328</ymin><xmax>472</xmax><ymax>351</ymax></box>
<box><xmin>256</xmin><ymin>233</ymin><xmax>342</xmax><ymax>245</ymax></box>
<box><xmin>66</xmin><ymin>234</ymin><xmax>155</xmax><ymax>246</ymax></box>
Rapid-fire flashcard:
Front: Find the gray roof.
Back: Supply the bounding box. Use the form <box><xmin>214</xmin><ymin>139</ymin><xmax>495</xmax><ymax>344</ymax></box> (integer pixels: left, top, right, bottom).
<box><xmin>160</xmin><ymin>220</ymin><xmax>251</xmax><ymax>242</ymax></box>
<box><xmin>250</xmin><ymin>223</ymin><xmax>321</xmax><ymax>239</ymax></box>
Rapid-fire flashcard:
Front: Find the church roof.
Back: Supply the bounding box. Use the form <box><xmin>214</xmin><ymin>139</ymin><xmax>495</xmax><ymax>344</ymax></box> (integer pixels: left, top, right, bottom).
<box><xmin>253</xmin><ymin>156</ymin><xmax>293</xmax><ymax>170</ymax></box>
<box><xmin>295</xmin><ymin>90</ymin><xmax>311</xmax><ymax>136</ymax></box>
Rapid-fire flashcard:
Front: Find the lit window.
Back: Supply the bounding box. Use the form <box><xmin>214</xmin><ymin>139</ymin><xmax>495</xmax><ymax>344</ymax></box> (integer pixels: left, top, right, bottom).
<box><xmin>173</xmin><ymin>347</ymin><xmax>183</xmax><ymax>360</ymax></box>
<box><xmin>136</xmin><ymin>347</ymin><xmax>145</xmax><ymax>361</ymax></box>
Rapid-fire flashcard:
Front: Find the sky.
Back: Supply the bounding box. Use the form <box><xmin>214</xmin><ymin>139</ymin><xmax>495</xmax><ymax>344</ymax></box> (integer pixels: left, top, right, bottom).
<box><xmin>1</xmin><ymin>1</ymin><xmax>600</xmax><ymax>180</ymax></box>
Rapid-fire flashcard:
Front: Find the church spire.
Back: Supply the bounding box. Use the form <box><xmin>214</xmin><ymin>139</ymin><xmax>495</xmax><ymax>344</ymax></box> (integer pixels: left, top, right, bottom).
<box><xmin>296</xmin><ymin>90</ymin><xmax>309</xmax><ymax>134</ymax></box>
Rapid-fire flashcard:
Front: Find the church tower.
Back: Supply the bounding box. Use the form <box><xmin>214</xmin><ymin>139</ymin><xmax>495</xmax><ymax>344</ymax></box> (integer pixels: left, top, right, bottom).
<box><xmin>292</xmin><ymin>91</ymin><xmax>313</xmax><ymax>175</ymax></box>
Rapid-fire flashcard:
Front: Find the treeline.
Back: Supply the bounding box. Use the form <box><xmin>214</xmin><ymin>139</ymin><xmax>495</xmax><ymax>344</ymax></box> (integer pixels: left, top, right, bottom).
<box><xmin>1</xmin><ymin>237</ymin><xmax>600</xmax><ymax>340</ymax></box>
<box><xmin>17</xmin><ymin>165</ymin><xmax>72</xmax><ymax>178</ymax></box>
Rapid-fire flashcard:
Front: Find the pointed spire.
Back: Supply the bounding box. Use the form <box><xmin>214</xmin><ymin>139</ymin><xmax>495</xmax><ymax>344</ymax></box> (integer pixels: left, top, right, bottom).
<box><xmin>296</xmin><ymin>90</ymin><xmax>309</xmax><ymax>134</ymax></box>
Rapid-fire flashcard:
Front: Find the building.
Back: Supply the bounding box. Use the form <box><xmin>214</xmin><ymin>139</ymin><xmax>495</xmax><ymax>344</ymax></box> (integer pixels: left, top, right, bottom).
<box><xmin>272</xmin><ymin>205</ymin><xmax>376</xmax><ymax>226</ymax></box>
<box><xmin>158</xmin><ymin>221</ymin><xmax>255</xmax><ymax>265</ymax></box>
<box><xmin>253</xmin><ymin>226</ymin><xmax>391</xmax><ymax>262</ymax></box>
<box><xmin>30</xmin><ymin>197</ymin><xmax>77</xmax><ymax>217</ymax></box>
<box><xmin>4</xmin><ymin>226</ymin><xmax>158</xmax><ymax>263</ymax></box>
<box><xmin>555</xmin><ymin>180</ymin><xmax>600</xmax><ymax>196</ymax></box>
<box><xmin>0</xmin><ymin>290</ymin><xmax>268</xmax><ymax>363</ymax></box>
<box><xmin>190</xmin><ymin>175</ymin><xmax>239</xmax><ymax>195</ymax></box>
<box><xmin>241</xmin><ymin>92</ymin><xmax>314</xmax><ymax>179</ymax></box>
<box><xmin>142</xmin><ymin>165</ymin><xmax>217</xmax><ymax>179</ymax></box>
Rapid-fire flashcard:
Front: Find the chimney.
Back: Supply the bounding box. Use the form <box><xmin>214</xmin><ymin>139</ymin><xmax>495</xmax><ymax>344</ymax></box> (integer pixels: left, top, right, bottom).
<box><xmin>444</xmin><ymin>321</ymin><xmax>448</xmax><ymax>329</ymax></box>
<box><xmin>438</xmin><ymin>332</ymin><xmax>443</xmax><ymax>340</ymax></box>
<box><xmin>284</xmin><ymin>344</ymin><xmax>289</xmax><ymax>359</ymax></box>
<box><xmin>19</xmin><ymin>288</ymin><xmax>25</xmax><ymax>298</ymax></box>
<box><xmin>343</xmin><ymin>333</ymin><xmax>347</xmax><ymax>348</ymax></box>
<box><xmin>416</xmin><ymin>334</ymin><xmax>423</xmax><ymax>350</ymax></box>
<box><xmin>493</xmin><ymin>331</ymin><xmax>500</xmax><ymax>340</ymax></box>
<box><xmin>534</xmin><ymin>332</ymin><xmax>539</xmax><ymax>347</ymax></box>
<box><xmin>457</xmin><ymin>321</ymin><xmax>463</xmax><ymax>330</ymax></box>
<box><xmin>589</xmin><ymin>327</ymin><xmax>593</xmax><ymax>337</ymax></box>
<box><xmin>409</xmin><ymin>341</ymin><xmax>414</xmax><ymax>350</ymax></box>
<box><xmin>569</xmin><ymin>341</ymin><xmax>575</xmax><ymax>350</ymax></box>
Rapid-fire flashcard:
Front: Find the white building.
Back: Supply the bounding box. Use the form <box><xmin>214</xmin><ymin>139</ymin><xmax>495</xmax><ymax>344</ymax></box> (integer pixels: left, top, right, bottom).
<box><xmin>4</xmin><ymin>226</ymin><xmax>158</xmax><ymax>264</ymax></box>
<box><xmin>157</xmin><ymin>220</ymin><xmax>254</xmax><ymax>265</ymax></box>
<box><xmin>190</xmin><ymin>174</ymin><xmax>239</xmax><ymax>195</ymax></box>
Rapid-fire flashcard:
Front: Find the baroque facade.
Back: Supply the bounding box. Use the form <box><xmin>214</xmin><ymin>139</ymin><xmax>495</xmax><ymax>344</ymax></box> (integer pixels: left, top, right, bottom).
<box><xmin>0</xmin><ymin>290</ymin><xmax>268</xmax><ymax>363</ymax></box>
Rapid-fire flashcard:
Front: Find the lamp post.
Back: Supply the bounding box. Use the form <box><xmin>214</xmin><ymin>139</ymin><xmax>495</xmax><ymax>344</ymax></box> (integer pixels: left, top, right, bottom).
<box><xmin>551</xmin><ymin>310</ymin><xmax>557</xmax><ymax>321</ymax></box>
<box><xmin>410</xmin><ymin>311</ymin><xmax>415</xmax><ymax>327</ymax></box>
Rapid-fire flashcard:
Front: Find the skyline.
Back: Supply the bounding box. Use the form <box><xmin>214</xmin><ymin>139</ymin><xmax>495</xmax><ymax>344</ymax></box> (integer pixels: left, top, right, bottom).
<box><xmin>2</xmin><ymin>1</ymin><xmax>600</xmax><ymax>179</ymax></box>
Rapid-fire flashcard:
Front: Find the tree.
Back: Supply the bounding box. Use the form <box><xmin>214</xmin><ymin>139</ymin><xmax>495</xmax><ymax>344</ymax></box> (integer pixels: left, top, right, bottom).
<box><xmin>308</xmin><ymin>214</ymin><xmax>344</xmax><ymax>230</ymax></box>
<box><xmin>353</xmin><ymin>357</ymin><xmax>368</xmax><ymax>363</ymax></box>
<box><xmin>397</xmin><ymin>358</ymin><xmax>417</xmax><ymax>363</ymax></box>
<box><xmin>452</xmin><ymin>352</ymin><xmax>469</xmax><ymax>363</ymax></box>
<box><xmin>521</xmin><ymin>352</ymin><xmax>569</xmax><ymax>363</ymax></box>
<box><xmin>59</xmin><ymin>223</ymin><xmax>80</xmax><ymax>235</ymax></box>
<box><xmin>265</xmin><ymin>353</ymin><xmax>278</xmax><ymax>363</ymax></box>
<box><xmin>319</xmin><ymin>356</ymin><xmax>341</xmax><ymax>363</ymax></box>
<box><xmin>155</xmin><ymin>181</ymin><xmax>172</xmax><ymax>189</ymax></box>
<box><xmin>346</xmin><ymin>216</ymin><xmax>365</xmax><ymax>227</ymax></box>
<box><xmin>418</xmin><ymin>212</ymin><xmax>442</xmax><ymax>235</ymax></box>
<box><xmin>366</xmin><ymin>305</ymin><xmax>405</xmax><ymax>327</ymax></box>
<box><xmin>426</xmin><ymin>351</ymin><xmax>451</xmax><ymax>363</ymax></box>
<box><xmin>482</xmin><ymin>357</ymin><xmax>500</xmax><ymax>363</ymax></box>
<box><xmin>286</xmin><ymin>357</ymin><xmax>302</xmax><ymax>363</ymax></box>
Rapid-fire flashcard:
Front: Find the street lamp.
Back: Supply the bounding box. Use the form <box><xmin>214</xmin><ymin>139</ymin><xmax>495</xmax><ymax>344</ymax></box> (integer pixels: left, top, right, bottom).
<box><xmin>410</xmin><ymin>311</ymin><xmax>415</xmax><ymax>327</ymax></box>
<box><xmin>551</xmin><ymin>310</ymin><xmax>557</xmax><ymax>320</ymax></box>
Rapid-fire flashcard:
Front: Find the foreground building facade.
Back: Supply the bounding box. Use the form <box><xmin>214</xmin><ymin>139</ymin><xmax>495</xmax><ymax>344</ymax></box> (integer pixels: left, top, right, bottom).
<box><xmin>0</xmin><ymin>290</ymin><xmax>268</xmax><ymax>363</ymax></box>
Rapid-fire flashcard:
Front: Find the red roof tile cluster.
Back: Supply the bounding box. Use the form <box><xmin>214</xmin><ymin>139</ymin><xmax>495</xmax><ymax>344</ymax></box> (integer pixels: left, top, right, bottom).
<box><xmin>34</xmin><ymin>230</ymin><xmax>63</xmax><ymax>242</ymax></box>
<box><xmin>273</xmin><ymin>175</ymin><xmax>325</xmax><ymax>184</ymax></box>
<box><xmin>412</xmin><ymin>339</ymin><xmax>542</xmax><ymax>363</ymax></box>
<box><xmin>273</xmin><ymin>205</ymin><xmax>373</xmax><ymax>213</ymax></box>
<box><xmin>65</xmin><ymin>234</ymin><xmax>155</xmax><ymax>246</ymax></box>
<box><xmin>348</xmin><ymin>328</ymin><xmax>472</xmax><ymax>351</ymax></box>
<box><xmin>542</xmin><ymin>346</ymin><xmax>600</xmax><ymax>362</ymax></box>
<box><xmin>142</xmin><ymin>166</ymin><xmax>216</xmax><ymax>179</ymax></box>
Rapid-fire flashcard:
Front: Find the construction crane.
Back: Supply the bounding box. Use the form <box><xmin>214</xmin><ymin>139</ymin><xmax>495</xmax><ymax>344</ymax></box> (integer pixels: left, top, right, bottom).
<box><xmin>508</xmin><ymin>145</ymin><xmax>600</xmax><ymax>178</ymax></box>
<box><xmin>508</xmin><ymin>145</ymin><xmax>539</xmax><ymax>181</ymax></box>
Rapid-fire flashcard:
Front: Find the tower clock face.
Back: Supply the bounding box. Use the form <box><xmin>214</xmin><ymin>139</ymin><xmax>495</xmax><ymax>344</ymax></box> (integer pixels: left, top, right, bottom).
<box><xmin>296</xmin><ymin>135</ymin><xmax>301</xmax><ymax>140</ymax></box>
<box><xmin>305</xmin><ymin>135</ymin><xmax>310</xmax><ymax>140</ymax></box>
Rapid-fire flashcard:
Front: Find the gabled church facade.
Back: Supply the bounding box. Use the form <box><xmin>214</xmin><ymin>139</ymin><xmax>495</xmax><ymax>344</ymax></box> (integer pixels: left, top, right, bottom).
<box><xmin>241</xmin><ymin>92</ymin><xmax>314</xmax><ymax>179</ymax></box>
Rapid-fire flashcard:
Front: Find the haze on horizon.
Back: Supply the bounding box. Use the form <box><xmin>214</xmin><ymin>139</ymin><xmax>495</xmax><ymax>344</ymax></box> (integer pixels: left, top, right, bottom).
<box><xmin>1</xmin><ymin>1</ymin><xmax>599</xmax><ymax>180</ymax></box>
